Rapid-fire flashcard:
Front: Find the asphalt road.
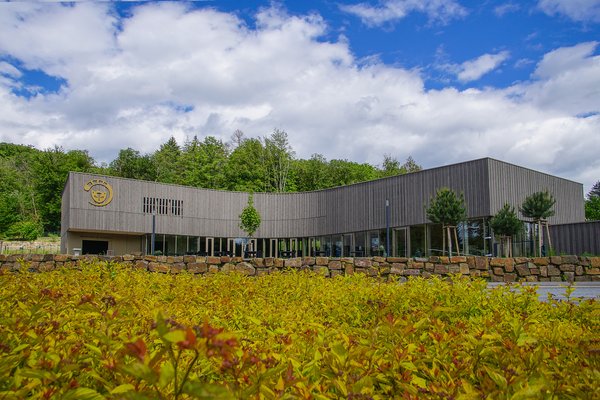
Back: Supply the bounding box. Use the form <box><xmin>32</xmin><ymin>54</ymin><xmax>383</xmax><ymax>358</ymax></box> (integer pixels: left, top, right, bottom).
<box><xmin>487</xmin><ymin>282</ymin><xmax>600</xmax><ymax>301</ymax></box>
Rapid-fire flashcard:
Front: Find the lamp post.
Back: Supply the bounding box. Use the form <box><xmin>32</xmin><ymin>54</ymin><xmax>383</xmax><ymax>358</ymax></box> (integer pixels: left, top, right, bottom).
<box><xmin>151</xmin><ymin>207</ymin><xmax>156</xmax><ymax>255</ymax></box>
<box><xmin>386</xmin><ymin>198</ymin><xmax>390</xmax><ymax>257</ymax></box>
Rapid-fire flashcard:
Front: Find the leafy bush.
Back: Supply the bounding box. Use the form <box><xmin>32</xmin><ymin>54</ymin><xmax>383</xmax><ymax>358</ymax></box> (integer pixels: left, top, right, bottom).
<box><xmin>4</xmin><ymin>220</ymin><xmax>44</xmax><ymax>241</ymax></box>
<box><xmin>0</xmin><ymin>263</ymin><xmax>597</xmax><ymax>399</ymax></box>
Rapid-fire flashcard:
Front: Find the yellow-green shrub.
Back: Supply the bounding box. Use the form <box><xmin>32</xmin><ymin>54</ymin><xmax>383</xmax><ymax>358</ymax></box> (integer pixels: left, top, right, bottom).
<box><xmin>0</xmin><ymin>262</ymin><xmax>598</xmax><ymax>399</ymax></box>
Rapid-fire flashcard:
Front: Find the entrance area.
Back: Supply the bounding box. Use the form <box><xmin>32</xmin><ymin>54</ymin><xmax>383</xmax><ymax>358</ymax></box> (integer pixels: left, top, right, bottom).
<box><xmin>82</xmin><ymin>240</ymin><xmax>109</xmax><ymax>255</ymax></box>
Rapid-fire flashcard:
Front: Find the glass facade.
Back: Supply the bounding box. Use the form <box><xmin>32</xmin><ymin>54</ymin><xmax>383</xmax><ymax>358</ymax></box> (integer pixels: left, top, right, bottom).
<box><xmin>141</xmin><ymin>217</ymin><xmax>533</xmax><ymax>257</ymax></box>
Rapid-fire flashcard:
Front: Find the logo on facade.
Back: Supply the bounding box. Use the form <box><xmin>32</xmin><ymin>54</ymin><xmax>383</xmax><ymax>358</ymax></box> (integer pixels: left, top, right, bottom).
<box><xmin>84</xmin><ymin>179</ymin><xmax>114</xmax><ymax>207</ymax></box>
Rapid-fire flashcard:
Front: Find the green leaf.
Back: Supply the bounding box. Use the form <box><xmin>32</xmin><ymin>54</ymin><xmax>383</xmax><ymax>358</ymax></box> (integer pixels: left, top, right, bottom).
<box><xmin>62</xmin><ymin>388</ymin><xmax>106</xmax><ymax>400</ymax></box>
<box><xmin>158</xmin><ymin>361</ymin><xmax>174</xmax><ymax>388</ymax></box>
<box><xmin>182</xmin><ymin>382</ymin><xmax>234</xmax><ymax>399</ymax></box>
<box><xmin>162</xmin><ymin>330</ymin><xmax>186</xmax><ymax>343</ymax></box>
<box><xmin>485</xmin><ymin>367</ymin><xmax>507</xmax><ymax>389</ymax></box>
<box><xmin>110</xmin><ymin>384</ymin><xmax>135</xmax><ymax>394</ymax></box>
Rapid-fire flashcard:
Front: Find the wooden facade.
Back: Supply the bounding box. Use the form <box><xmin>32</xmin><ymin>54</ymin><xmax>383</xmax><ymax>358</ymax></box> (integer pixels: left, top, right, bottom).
<box><xmin>60</xmin><ymin>158</ymin><xmax>586</xmax><ymax>255</ymax></box>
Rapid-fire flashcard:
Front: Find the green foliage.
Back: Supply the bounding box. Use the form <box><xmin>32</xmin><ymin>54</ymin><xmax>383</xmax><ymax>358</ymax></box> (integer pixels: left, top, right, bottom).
<box><xmin>490</xmin><ymin>203</ymin><xmax>523</xmax><ymax>237</ymax></box>
<box><xmin>109</xmin><ymin>148</ymin><xmax>156</xmax><ymax>181</ymax></box>
<box><xmin>5</xmin><ymin>220</ymin><xmax>44</xmax><ymax>241</ymax></box>
<box><xmin>264</xmin><ymin>129</ymin><xmax>294</xmax><ymax>192</ymax></box>
<box><xmin>239</xmin><ymin>194</ymin><xmax>261</xmax><ymax>238</ymax></box>
<box><xmin>585</xmin><ymin>182</ymin><xmax>600</xmax><ymax>220</ymax></box>
<box><xmin>380</xmin><ymin>155</ymin><xmax>422</xmax><ymax>178</ymax></box>
<box><xmin>0</xmin><ymin>265</ymin><xmax>597</xmax><ymax>399</ymax></box>
<box><xmin>585</xmin><ymin>195</ymin><xmax>600</xmax><ymax>220</ymax></box>
<box><xmin>520</xmin><ymin>190</ymin><xmax>556</xmax><ymax>221</ymax></box>
<box><xmin>426</xmin><ymin>188</ymin><xmax>467</xmax><ymax>226</ymax></box>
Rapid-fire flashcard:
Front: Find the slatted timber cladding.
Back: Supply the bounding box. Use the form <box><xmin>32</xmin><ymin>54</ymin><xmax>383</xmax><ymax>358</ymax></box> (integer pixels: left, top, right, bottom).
<box><xmin>550</xmin><ymin>222</ymin><xmax>600</xmax><ymax>255</ymax></box>
<box><xmin>63</xmin><ymin>158</ymin><xmax>584</xmax><ymax>239</ymax></box>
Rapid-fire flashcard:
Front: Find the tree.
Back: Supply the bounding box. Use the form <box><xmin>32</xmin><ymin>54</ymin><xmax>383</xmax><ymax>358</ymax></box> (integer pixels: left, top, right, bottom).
<box><xmin>224</xmin><ymin>138</ymin><xmax>267</xmax><ymax>192</ymax></box>
<box><xmin>520</xmin><ymin>190</ymin><xmax>555</xmax><ymax>256</ymax></box>
<box><xmin>401</xmin><ymin>156</ymin><xmax>422</xmax><ymax>173</ymax></box>
<box><xmin>489</xmin><ymin>203</ymin><xmax>523</xmax><ymax>257</ymax></box>
<box><xmin>426</xmin><ymin>188</ymin><xmax>467</xmax><ymax>256</ymax></box>
<box><xmin>109</xmin><ymin>148</ymin><xmax>156</xmax><ymax>181</ymax></box>
<box><xmin>264</xmin><ymin>129</ymin><xmax>294</xmax><ymax>192</ymax></box>
<box><xmin>153</xmin><ymin>136</ymin><xmax>182</xmax><ymax>184</ymax></box>
<box><xmin>380</xmin><ymin>154</ymin><xmax>402</xmax><ymax>177</ymax></box>
<box><xmin>291</xmin><ymin>154</ymin><xmax>331</xmax><ymax>191</ymax></box>
<box><xmin>239</xmin><ymin>193</ymin><xmax>261</xmax><ymax>254</ymax></box>
<box><xmin>585</xmin><ymin>181</ymin><xmax>600</xmax><ymax>220</ymax></box>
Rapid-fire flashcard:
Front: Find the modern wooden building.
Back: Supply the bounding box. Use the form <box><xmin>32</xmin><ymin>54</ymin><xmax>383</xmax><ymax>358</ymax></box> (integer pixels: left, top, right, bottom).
<box><xmin>60</xmin><ymin>158</ymin><xmax>586</xmax><ymax>257</ymax></box>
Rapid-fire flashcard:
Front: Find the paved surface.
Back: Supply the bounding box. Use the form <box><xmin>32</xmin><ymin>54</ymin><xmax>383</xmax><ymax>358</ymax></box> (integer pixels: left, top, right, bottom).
<box><xmin>488</xmin><ymin>282</ymin><xmax>600</xmax><ymax>301</ymax></box>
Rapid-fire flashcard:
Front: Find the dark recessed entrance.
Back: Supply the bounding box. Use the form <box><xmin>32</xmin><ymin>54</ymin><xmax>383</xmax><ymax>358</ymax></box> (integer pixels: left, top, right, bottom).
<box><xmin>82</xmin><ymin>240</ymin><xmax>109</xmax><ymax>255</ymax></box>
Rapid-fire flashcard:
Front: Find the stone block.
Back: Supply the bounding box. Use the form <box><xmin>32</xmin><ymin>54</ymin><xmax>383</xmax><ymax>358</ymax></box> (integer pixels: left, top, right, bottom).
<box><xmin>439</xmin><ymin>257</ymin><xmax>450</xmax><ymax>264</ymax></box>
<box><xmin>530</xmin><ymin>267</ymin><xmax>540</xmax><ymax>275</ymax></box>
<box><xmin>493</xmin><ymin>267</ymin><xmax>504</xmax><ymax>276</ymax></box>
<box><xmin>403</xmin><ymin>269</ymin><xmax>421</xmax><ymax>276</ymax></box>
<box><xmin>316</xmin><ymin>257</ymin><xmax>329</xmax><ymax>266</ymax></box>
<box><xmin>575</xmin><ymin>265</ymin><xmax>584</xmax><ymax>275</ymax></box>
<box><xmin>252</xmin><ymin>258</ymin><xmax>265</xmax><ymax>267</ymax></box>
<box><xmin>303</xmin><ymin>257</ymin><xmax>316</xmax><ymax>266</ymax></box>
<box><xmin>206</xmin><ymin>256</ymin><xmax>221</xmax><ymax>265</ymax></box>
<box><xmin>373</xmin><ymin>256</ymin><xmax>386</xmax><ymax>263</ymax></box>
<box><xmin>563</xmin><ymin>272</ymin><xmax>575</xmax><ymax>282</ymax></box>
<box><xmin>264</xmin><ymin>258</ymin><xmax>274</xmax><ymax>267</ymax></box>
<box><xmin>235</xmin><ymin>262</ymin><xmax>256</xmax><ymax>275</ymax></box>
<box><xmin>587</xmin><ymin>268</ymin><xmax>600</xmax><ymax>275</ymax></box>
<box><xmin>256</xmin><ymin>268</ymin><xmax>272</xmax><ymax>277</ymax></box>
<box><xmin>547</xmin><ymin>266</ymin><xmax>561</xmax><ymax>276</ymax></box>
<box><xmin>134</xmin><ymin>261</ymin><xmax>148</xmax><ymax>270</ymax></box>
<box><xmin>560</xmin><ymin>264</ymin><xmax>575</xmax><ymax>272</ymax></box>
<box><xmin>562</xmin><ymin>255</ymin><xmax>579</xmax><ymax>265</ymax></box>
<box><xmin>448</xmin><ymin>265</ymin><xmax>460</xmax><ymax>274</ymax></box>
<box><xmin>144</xmin><ymin>255</ymin><xmax>158</xmax><ymax>262</ymax></box>
<box><xmin>429</xmin><ymin>256</ymin><xmax>440</xmax><ymax>263</ymax></box>
<box><xmin>550</xmin><ymin>277</ymin><xmax>562</xmax><ymax>282</ymax></box>
<box><xmin>0</xmin><ymin>254</ymin><xmax>5</xmax><ymax>262</ymax></box>
<box><xmin>434</xmin><ymin>264</ymin><xmax>448</xmax><ymax>274</ymax></box>
<box><xmin>157</xmin><ymin>255</ymin><xmax>167</xmax><ymax>263</ymax></box>
<box><xmin>54</xmin><ymin>254</ymin><xmax>68</xmax><ymax>262</ymax></box>
<box><xmin>539</xmin><ymin>277</ymin><xmax>550</xmax><ymax>282</ymax></box>
<box><xmin>166</xmin><ymin>256</ymin><xmax>175</xmax><ymax>263</ymax></box>
<box><xmin>208</xmin><ymin>265</ymin><xmax>220</xmax><ymax>274</ymax></box>
<box><xmin>470</xmin><ymin>270</ymin><xmax>481</xmax><ymax>277</ymax></box>
<box><xmin>148</xmin><ymin>262</ymin><xmax>169</xmax><ymax>273</ymax></box>
<box><xmin>170</xmin><ymin>263</ymin><xmax>185</xmax><ymax>273</ymax></box>
<box><xmin>514</xmin><ymin>257</ymin><xmax>529</xmax><ymax>264</ymax></box>
<box><xmin>590</xmin><ymin>258</ymin><xmax>600</xmax><ymax>268</ymax></box>
<box><xmin>354</xmin><ymin>258</ymin><xmax>372</xmax><ymax>268</ymax></box>
<box><xmin>450</xmin><ymin>256</ymin><xmax>467</xmax><ymax>263</ymax></box>
<box><xmin>221</xmin><ymin>263</ymin><xmax>235</xmax><ymax>273</ymax></box>
<box><xmin>489</xmin><ymin>258</ymin><xmax>505</xmax><ymax>267</ymax></box>
<box><xmin>313</xmin><ymin>266</ymin><xmax>330</xmax><ymax>276</ymax></box>
<box><xmin>330</xmin><ymin>270</ymin><xmax>343</xmax><ymax>278</ymax></box>
<box><xmin>459</xmin><ymin>263</ymin><xmax>470</xmax><ymax>275</ymax></box>
<box><xmin>491</xmin><ymin>274</ymin><xmax>504</xmax><ymax>282</ymax></box>
<box><xmin>539</xmin><ymin>265</ymin><xmax>548</xmax><ymax>277</ymax></box>
<box><xmin>533</xmin><ymin>257</ymin><xmax>549</xmax><ymax>266</ymax></box>
<box><xmin>387</xmin><ymin>257</ymin><xmax>408</xmax><ymax>263</ymax></box>
<box><xmin>409</xmin><ymin>261</ymin><xmax>424</xmax><ymax>269</ymax></box>
<box><xmin>425</xmin><ymin>262</ymin><xmax>434</xmax><ymax>272</ymax></box>
<box><xmin>274</xmin><ymin>259</ymin><xmax>284</xmax><ymax>268</ymax></box>
<box><xmin>390</xmin><ymin>265</ymin><xmax>404</xmax><ymax>275</ymax></box>
<box><xmin>575</xmin><ymin>276</ymin><xmax>592</xmax><ymax>282</ymax></box>
<box><xmin>378</xmin><ymin>266</ymin><xmax>391</xmax><ymax>275</ymax></box>
<box><xmin>328</xmin><ymin>260</ymin><xmax>342</xmax><ymax>270</ymax></box>
<box><xmin>414</xmin><ymin>257</ymin><xmax>429</xmax><ymax>263</ymax></box>
<box><xmin>344</xmin><ymin>263</ymin><xmax>354</xmax><ymax>275</ymax></box>
<box><xmin>515</xmin><ymin>264</ymin><xmax>531</xmax><ymax>276</ymax></box>
<box><xmin>503</xmin><ymin>273</ymin><xmax>516</xmax><ymax>282</ymax></box>
<box><xmin>550</xmin><ymin>256</ymin><xmax>562</xmax><ymax>265</ymax></box>
<box><xmin>285</xmin><ymin>258</ymin><xmax>302</xmax><ymax>268</ymax></box>
<box><xmin>525</xmin><ymin>276</ymin><xmax>538</xmax><ymax>282</ymax></box>
<box><xmin>183</xmin><ymin>255</ymin><xmax>196</xmax><ymax>263</ymax></box>
<box><xmin>475</xmin><ymin>257</ymin><xmax>488</xmax><ymax>270</ymax></box>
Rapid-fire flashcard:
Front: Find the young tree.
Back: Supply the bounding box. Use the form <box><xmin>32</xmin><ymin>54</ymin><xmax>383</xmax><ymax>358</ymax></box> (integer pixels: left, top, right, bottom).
<box><xmin>239</xmin><ymin>194</ymin><xmax>261</xmax><ymax>255</ymax></box>
<box><xmin>426</xmin><ymin>188</ymin><xmax>467</xmax><ymax>257</ymax></box>
<box><xmin>153</xmin><ymin>136</ymin><xmax>182</xmax><ymax>184</ymax></box>
<box><xmin>489</xmin><ymin>203</ymin><xmax>523</xmax><ymax>257</ymax></box>
<box><xmin>585</xmin><ymin>181</ymin><xmax>600</xmax><ymax>220</ymax></box>
<box><xmin>520</xmin><ymin>190</ymin><xmax>555</xmax><ymax>256</ymax></box>
<box><xmin>264</xmin><ymin>129</ymin><xmax>294</xmax><ymax>192</ymax></box>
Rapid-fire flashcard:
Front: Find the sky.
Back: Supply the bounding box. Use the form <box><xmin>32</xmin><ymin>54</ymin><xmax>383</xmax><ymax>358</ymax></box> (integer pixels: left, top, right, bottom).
<box><xmin>0</xmin><ymin>0</ymin><xmax>599</xmax><ymax>194</ymax></box>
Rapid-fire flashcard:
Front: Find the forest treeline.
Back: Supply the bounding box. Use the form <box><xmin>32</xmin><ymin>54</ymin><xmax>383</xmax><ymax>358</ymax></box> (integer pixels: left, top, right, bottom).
<box><xmin>0</xmin><ymin>129</ymin><xmax>421</xmax><ymax>239</ymax></box>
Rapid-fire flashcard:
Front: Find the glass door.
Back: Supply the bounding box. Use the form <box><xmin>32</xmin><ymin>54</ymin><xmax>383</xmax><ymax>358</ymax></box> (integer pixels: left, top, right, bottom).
<box><xmin>393</xmin><ymin>228</ymin><xmax>408</xmax><ymax>257</ymax></box>
<box><xmin>205</xmin><ymin>237</ymin><xmax>214</xmax><ymax>256</ymax></box>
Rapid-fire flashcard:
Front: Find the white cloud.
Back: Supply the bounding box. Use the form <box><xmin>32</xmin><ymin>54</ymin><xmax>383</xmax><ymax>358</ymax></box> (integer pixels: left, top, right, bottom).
<box><xmin>340</xmin><ymin>0</ymin><xmax>467</xmax><ymax>26</ymax></box>
<box><xmin>538</xmin><ymin>0</ymin><xmax>600</xmax><ymax>23</ymax></box>
<box><xmin>0</xmin><ymin>2</ymin><xmax>598</xmax><ymax>192</ymax></box>
<box><xmin>0</xmin><ymin>62</ymin><xmax>22</xmax><ymax>78</ymax></box>
<box><xmin>494</xmin><ymin>3</ymin><xmax>520</xmax><ymax>17</ymax></box>
<box><xmin>455</xmin><ymin>51</ymin><xmax>510</xmax><ymax>82</ymax></box>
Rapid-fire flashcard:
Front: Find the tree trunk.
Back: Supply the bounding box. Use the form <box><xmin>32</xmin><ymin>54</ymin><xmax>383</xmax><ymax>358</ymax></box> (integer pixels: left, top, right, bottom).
<box><xmin>453</xmin><ymin>227</ymin><xmax>460</xmax><ymax>257</ymax></box>
<box><xmin>447</xmin><ymin>226</ymin><xmax>453</xmax><ymax>257</ymax></box>
<box><xmin>538</xmin><ymin>220</ymin><xmax>542</xmax><ymax>256</ymax></box>
<box><xmin>442</xmin><ymin>225</ymin><xmax>446</xmax><ymax>256</ymax></box>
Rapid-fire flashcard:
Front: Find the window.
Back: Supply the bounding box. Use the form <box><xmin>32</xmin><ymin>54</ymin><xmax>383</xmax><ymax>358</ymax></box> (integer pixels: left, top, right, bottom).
<box><xmin>143</xmin><ymin>197</ymin><xmax>183</xmax><ymax>216</ymax></box>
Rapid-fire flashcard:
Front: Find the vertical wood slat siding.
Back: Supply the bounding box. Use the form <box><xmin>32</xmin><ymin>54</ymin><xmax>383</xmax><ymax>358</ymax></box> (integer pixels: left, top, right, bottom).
<box><xmin>65</xmin><ymin>158</ymin><xmax>584</xmax><ymax>239</ymax></box>
<box><xmin>550</xmin><ymin>222</ymin><xmax>600</xmax><ymax>255</ymax></box>
<box><xmin>487</xmin><ymin>159</ymin><xmax>584</xmax><ymax>225</ymax></box>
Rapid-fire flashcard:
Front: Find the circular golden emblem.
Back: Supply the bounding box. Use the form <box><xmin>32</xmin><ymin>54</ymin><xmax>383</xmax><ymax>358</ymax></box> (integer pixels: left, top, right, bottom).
<box><xmin>84</xmin><ymin>179</ymin><xmax>113</xmax><ymax>207</ymax></box>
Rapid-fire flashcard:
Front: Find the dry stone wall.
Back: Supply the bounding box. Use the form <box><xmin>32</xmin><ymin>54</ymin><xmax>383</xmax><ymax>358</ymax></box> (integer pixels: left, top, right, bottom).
<box><xmin>1</xmin><ymin>254</ymin><xmax>599</xmax><ymax>282</ymax></box>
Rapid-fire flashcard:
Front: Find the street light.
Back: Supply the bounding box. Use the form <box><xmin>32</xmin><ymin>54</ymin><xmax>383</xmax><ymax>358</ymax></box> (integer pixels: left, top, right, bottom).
<box><xmin>151</xmin><ymin>206</ymin><xmax>156</xmax><ymax>255</ymax></box>
<box><xmin>386</xmin><ymin>199</ymin><xmax>390</xmax><ymax>257</ymax></box>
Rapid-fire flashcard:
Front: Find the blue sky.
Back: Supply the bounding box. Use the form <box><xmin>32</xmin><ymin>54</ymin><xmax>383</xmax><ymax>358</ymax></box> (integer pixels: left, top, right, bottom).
<box><xmin>0</xmin><ymin>0</ymin><xmax>599</xmax><ymax>193</ymax></box>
